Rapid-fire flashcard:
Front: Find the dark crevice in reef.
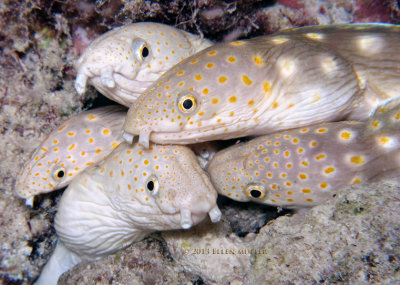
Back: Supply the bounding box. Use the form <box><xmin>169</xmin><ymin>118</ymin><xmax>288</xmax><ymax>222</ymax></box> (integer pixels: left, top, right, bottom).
<box><xmin>31</xmin><ymin>188</ymin><xmax>64</xmax><ymax>212</ymax></box>
<box><xmin>83</xmin><ymin>90</ymin><xmax>121</xmax><ymax>110</ymax></box>
<box><xmin>0</xmin><ymin>274</ymin><xmax>24</xmax><ymax>285</ymax></box>
<box><xmin>147</xmin><ymin>236</ymin><xmax>175</xmax><ymax>262</ymax></box>
<box><xmin>217</xmin><ymin>195</ymin><xmax>292</xmax><ymax>237</ymax></box>
<box><xmin>192</xmin><ymin>276</ymin><xmax>206</xmax><ymax>285</ymax></box>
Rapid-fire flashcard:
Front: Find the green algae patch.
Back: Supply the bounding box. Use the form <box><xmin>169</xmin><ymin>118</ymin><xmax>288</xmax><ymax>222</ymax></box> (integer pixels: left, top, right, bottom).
<box><xmin>334</xmin><ymin>200</ymin><xmax>368</xmax><ymax>219</ymax></box>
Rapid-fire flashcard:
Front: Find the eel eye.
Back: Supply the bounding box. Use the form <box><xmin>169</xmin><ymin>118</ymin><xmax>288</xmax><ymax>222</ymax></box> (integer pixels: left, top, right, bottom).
<box><xmin>146</xmin><ymin>176</ymin><xmax>159</xmax><ymax>196</ymax></box>
<box><xmin>133</xmin><ymin>38</ymin><xmax>151</xmax><ymax>62</ymax></box>
<box><xmin>245</xmin><ymin>183</ymin><xmax>266</xmax><ymax>199</ymax></box>
<box><xmin>178</xmin><ymin>95</ymin><xmax>197</xmax><ymax>113</ymax></box>
<box><xmin>52</xmin><ymin>166</ymin><xmax>66</xmax><ymax>180</ymax></box>
<box><xmin>141</xmin><ymin>46</ymin><xmax>149</xmax><ymax>58</ymax></box>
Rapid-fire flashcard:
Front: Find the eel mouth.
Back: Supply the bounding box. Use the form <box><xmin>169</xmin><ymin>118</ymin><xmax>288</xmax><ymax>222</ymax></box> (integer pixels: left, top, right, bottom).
<box><xmin>124</xmin><ymin>118</ymin><xmax>248</xmax><ymax>148</ymax></box>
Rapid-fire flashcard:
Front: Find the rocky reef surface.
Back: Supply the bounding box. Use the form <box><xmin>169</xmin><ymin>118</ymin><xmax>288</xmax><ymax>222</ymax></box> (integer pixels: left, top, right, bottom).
<box><xmin>1</xmin><ymin>0</ymin><xmax>400</xmax><ymax>284</ymax></box>
<box><xmin>59</xmin><ymin>181</ymin><xmax>400</xmax><ymax>284</ymax></box>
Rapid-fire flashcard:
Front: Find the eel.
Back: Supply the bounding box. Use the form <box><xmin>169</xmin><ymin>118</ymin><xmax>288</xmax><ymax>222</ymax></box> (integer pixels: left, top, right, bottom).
<box><xmin>15</xmin><ymin>106</ymin><xmax>126</xmax><ymax>206</ymax></box>
<box><xmin>206</xmin><ymin>98</ymin><xmax>400</xmax><ymax>208</ymax></box>
<box><xmin>35</xmin><ymin>141</ymin><xmax>221</xmax><ymax>285</ymax></box>
<box><xmin>15</xmin><ymin>106</ymin><xmax>220</xmax><ymax>206</ymax></box>
<box><xmin>75</xmin><ymin>22</ymin><xmax>212</xmax><ymax>106</ymax></box>
<box><xmin>122</xmin><ymin>24</ymin><xmax>400</xmax><ymax>148</ymax></box>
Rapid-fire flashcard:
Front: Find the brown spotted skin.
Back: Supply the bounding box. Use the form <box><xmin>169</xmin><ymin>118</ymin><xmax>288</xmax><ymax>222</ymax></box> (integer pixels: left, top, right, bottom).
<box><xmin>124</xmin><ymin>24</ymin><xmax>400</xmax><ymax>148</ymax></box>
<box><xmin>207</xmin><ymin>99</ymin><xmax>400</xmax><ymax>208</ymax></box>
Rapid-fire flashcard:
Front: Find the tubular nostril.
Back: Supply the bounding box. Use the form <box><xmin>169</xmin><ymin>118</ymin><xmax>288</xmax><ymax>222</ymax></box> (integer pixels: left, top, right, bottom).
<box><xmin>122</xmin><ymin>132</ymin><xmax>134</xmax><ymax>144</ymax></box>
<box><xmin>74</xmin><ymin>72</ymin><xmax>88</xmax><ymax>95</ymax></box>
<box><xmin>100</xmin><ymin>66</ymin><xmax>115</xmax><ymax>88</ymax></box>
<box><xmin>208</xmin><ymin>206</ymin><xmax>222</xmax><ymax>223</ymax></box>
<box><xmin>25</xmin><ymin>196</ymin><xmax>34</xmax><ymax>207</ymax></box>
<box><xmin>138</xmin><ymin>131</ymin><xmax>151</xmax><ymax>149</ymax></box>
<box><xmin>180</xmin><ymin>208</ymin><xmax>193</xmax><ymax>229</ymax></box>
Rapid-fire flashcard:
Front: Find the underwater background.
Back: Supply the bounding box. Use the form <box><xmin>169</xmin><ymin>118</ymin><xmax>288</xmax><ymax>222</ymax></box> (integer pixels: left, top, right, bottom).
<box><xmin>1</xmin><ymin>0</ymin><xmax>400</xmax><ymax>284</ymax></box>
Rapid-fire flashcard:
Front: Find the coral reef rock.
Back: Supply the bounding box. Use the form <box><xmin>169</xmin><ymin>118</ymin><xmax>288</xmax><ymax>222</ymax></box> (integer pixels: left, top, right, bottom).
<box><xmin>246</xmin><ymin>180</ymin><xmax>400</xmax><ymax>284</ymax></box>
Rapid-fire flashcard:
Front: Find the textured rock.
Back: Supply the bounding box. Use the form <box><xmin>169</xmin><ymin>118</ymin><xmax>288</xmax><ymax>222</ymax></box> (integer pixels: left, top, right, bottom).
<box><xmin>218</xmin><ymin>196</ymin><xmax>292</xmax><ymax>237</ymax></box>
<box><xmin>246</xmin><ymin>181</ymin><xmax>400</xmax><ymax>284</ymax></box>
<box><xmin>162</xmin><ymin>220</ymin><xmax>252</xmax><ymax>285</ymax></box>
<box><xmin>59</xmin><ymin>236</ymin><xmax>200</xmax><ymax>285</ymax></box>
<box><xmin>0</xmin><ymin>2</ymin><xmax>90</xmax><ymax>283</ymax></box>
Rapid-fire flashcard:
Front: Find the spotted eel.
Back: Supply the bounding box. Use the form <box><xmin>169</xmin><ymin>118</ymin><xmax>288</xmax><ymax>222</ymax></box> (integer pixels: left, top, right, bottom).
<box><xmin>15</xmin><ymin>106</ymin><xmax>126</xmax><ymax>206</ymax></box>
<box><xmin>75</xmin><ymin>22</ymin><xmax>212</xmax><ymax>106</ymax></box>
<box><xmin>15</xmin><ymin>106</ymin><xmax>220</xmax><ymax>206</ymax></box>
<box><xmin>122</xmin><ymin>24</ymin><xmax>400</xmax><ymax>148</ymax></box>
<box><xmin>35</xmin><ymin>141</ymin><xmax>221</xmax><ymax>285</ymax></box>
<box><xmin>206</xmin><ymin>98</ymin><xmax>400</xmax><ymax>208</ymax></box>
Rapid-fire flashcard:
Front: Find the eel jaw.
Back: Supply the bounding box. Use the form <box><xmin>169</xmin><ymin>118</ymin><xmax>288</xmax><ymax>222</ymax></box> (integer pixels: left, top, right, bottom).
<box><xmin>208</xmin><ymin>206</ymin><xmax>222</xmax><ymax>223</ymax></box>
